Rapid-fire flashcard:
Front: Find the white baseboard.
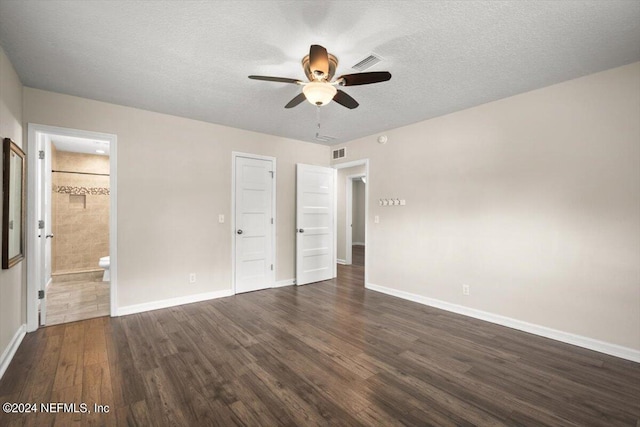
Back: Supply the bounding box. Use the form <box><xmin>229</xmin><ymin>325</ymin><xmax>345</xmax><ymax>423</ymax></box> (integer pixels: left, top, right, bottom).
<box><xmin>353</xmin><ymin>242</ymin><xmax>365</xmax><ymax>246</ymax></box>
<box><xmin>366</xmin><ymin>283</ymin><xmax>640</xmax><ymax>363</ymax></box>
<box><xmin>117</xmin><ymin>289</ymin><xmax>234</xmax><ymax>316</ymax></box>
<box><xmin>274</xmin><ymin>279</ymin><xmax>295</xmax><ymax>288</ymax></box>
<box><xmin>0</xmin><ymin>324</ymin><xmax>27</xmax><ymax>380</ymax></box>
<box><xmin>337</xmin><ymin>259</ymin><xmax>347</xmax><ymax>265</ymax></box>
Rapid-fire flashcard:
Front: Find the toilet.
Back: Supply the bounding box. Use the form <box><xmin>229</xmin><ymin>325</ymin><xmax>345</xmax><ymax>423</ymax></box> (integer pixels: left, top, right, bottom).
<box><xmin>99</xmin><ymin>256</ymin><xmax>110</xmax><ymax>281</ymax></box>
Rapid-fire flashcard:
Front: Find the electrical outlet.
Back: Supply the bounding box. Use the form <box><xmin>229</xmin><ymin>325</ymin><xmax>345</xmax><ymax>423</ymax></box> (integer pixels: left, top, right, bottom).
<box><xmin>462</xmin><ymin>284</ymin><xmax>470</xmax><ymax>296</ymax></box>
<box><xmin>189</xmin><ymin>273</ymin><xmax>196</xmax><ymax>284</ymax></box>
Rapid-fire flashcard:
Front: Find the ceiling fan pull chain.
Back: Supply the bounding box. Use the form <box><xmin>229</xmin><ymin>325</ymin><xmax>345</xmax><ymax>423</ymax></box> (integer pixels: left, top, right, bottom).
<box><xmin>315</xmin><ymin>106</ymin><xmax>323</xmax><ymax>139</ymax></box>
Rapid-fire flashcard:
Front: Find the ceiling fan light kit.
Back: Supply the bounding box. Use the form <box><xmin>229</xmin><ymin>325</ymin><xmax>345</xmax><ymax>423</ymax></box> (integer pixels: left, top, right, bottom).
<box><xmin>248</xmin><ymin>44</ymin><xmax>392</xmax><ymax>109</ymax></box>
<box><xmin>303</xmin><ymin>82</ymin><xmax>337</xmax><ymax>106</ymax></box>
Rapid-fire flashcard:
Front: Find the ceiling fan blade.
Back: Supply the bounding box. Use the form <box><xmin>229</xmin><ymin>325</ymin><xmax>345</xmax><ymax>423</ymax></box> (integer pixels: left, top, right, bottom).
<box><xmin>249</xmin><ymin>75</ymin><xmax>302</xmax><ymax>84</ymax></box>
<box><xmin>333</xmin><ymin>90</ymin><xmax>359</xmax><ymax>109</ymax></box>
<box><xmin>285</xmin><ymin>92</ymin><xmax>307</xmax><ymax>109</ymax></box>
<box><xmin>309</xmin><ymin>45</ymin><xmax>329</xmax><ymax>78</ymax></box>
<box><xmin>337</xmin><ymin>71</ymin><xmax>392</xmax><ymax>86</ymax></box>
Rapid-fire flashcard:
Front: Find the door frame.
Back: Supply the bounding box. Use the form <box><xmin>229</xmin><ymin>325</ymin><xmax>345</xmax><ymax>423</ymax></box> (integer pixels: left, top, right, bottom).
<box><xmin>26</xmin><ymin>124</ymin><xmax>118</xmax><ymax>332</ymax></box>
<box><xmin>231</xmin><ymin>151</ymin><xmax>276</xmax><ymax>294</ymax></box>
<box><xmin>345</xmin><ymin>173</ymin><xmax>366</xmax><ymax>265</ymax></box>
<box><xmin>333</xmin><ymin>159</ymin><xmax>369</xmax><ymax>285</ymax></box>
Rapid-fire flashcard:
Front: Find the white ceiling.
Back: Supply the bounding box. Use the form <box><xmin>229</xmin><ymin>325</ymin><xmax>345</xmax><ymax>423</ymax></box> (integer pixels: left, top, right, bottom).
<box><xmin>1</xmin><ymin>1</ymin><xmax>638</xmax><ymax>145</ymax></box>
<box><xmin>50</xmin><ymin>134</ymin><xmax>110</xmax><ymax>157</ymax></box>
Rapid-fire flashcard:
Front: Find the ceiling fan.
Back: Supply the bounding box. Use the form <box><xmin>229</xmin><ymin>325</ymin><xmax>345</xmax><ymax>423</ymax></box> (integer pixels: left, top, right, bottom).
<box><xmin>248</xmin><ymin>44</ymin><xmax>391</xmax><ymax>109</ymax></box>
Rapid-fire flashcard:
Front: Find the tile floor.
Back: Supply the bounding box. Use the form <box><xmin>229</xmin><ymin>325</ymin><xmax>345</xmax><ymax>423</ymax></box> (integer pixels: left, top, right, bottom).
<box><xmin>45</xmin><ymin>275</ymin><xmax>110</xmax><ymax>326</ymax></box>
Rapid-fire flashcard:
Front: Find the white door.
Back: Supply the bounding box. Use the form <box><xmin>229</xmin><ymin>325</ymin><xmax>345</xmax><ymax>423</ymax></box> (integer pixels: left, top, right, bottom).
<box><xmin>234</xmin><ymin>155</ymin><xmax>275</xmax><ymax>293</ymax></box>
<box><xmin>296</xmin><ymin>164</ymin><xmax>336</xmax><ymax>285</ymax></box>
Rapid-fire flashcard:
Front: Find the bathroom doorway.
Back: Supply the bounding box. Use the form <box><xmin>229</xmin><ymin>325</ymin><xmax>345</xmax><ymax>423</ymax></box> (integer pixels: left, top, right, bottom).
<box><xmin>26</xmin><ymin>124</ymin><xmax>117</xmax><ymax>330</ymax></box>
<box><xmin>48</xmin><ymin>137</ymin><xmax>111</xmax><ymax>324</ymax></box>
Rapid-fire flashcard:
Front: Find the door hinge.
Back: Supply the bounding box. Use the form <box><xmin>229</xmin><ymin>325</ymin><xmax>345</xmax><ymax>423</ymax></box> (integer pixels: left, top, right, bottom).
<box><xmin>270</xmin><ymin>264</ymin><xmax>274</xmax><ymax>271</ymax></box>
<box><xmin>38</xmin><ymin>290</ymin><xmax>45</xmax><ymax>299</ymax></box>
<box><xmin>271</xmin><ymin>218</ymin><xmax>274</xmax><ymax>225</ymax></box>
<box><xmin>38</xmin><ymin>150</ymin><xmax>45</xmax><ymax>159</ymax></box>
<box><xmin>38</xmin><ymin>220</ymin><xmax>45</xmax><ymax>229</ymax></box>
<box><xmin>269</xmin><ymin>171</ymin><xmax>274</xmax><ymax>178</ymax></box>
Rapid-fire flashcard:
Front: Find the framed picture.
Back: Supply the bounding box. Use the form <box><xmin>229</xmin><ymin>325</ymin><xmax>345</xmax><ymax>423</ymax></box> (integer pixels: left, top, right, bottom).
<box><xmin>2</xmin><ymin>137</ymin><xmax>26</xmax><ymax>269</ymax></box>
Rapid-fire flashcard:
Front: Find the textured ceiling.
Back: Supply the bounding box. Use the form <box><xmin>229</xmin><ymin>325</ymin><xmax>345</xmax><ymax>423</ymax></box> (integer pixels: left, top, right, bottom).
<box><xmin>1</xmin><ymin>1</ymin><xmax>639</xmax><ymax>145</ymax></box>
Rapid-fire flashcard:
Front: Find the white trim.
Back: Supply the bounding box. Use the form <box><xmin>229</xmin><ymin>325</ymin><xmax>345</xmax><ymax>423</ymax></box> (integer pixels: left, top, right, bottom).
<box><xmin>274</xmin><ymin>279</ymin><xmax>295</xmax><ymax>288</ymax></box>
<box><xmin>27</xmin><ymin>124</ymin><xmax>118</xmax><ymax>331</ymax></box>
<box><xmin>337</xmin><ymin>259</ymin><xmax>347</xmax><ymax>265</ymax></box>
<box><xmin>366</xmin><ymin>283</ymin><xmax>640</xmax><ymax>363</ymax></box>
<box><xmin>109</xmin><ymin>131</ymin><xmax>118</xmax><ymax>317</ymax></box>
<box><xmin>333</xmin><ymin>168</ymin><xmax>337</xmax><ymax>278</ymax></box>
<box><xmin>231</xmin><ymin>152</ymin><xmax>277</xmax><ymax>295</ymax></box>
<box><xmin>352</xmin><ymin>242</ymin><xmax>365</xmax><ymax>246</ymax></box>
<box><xmin>0</xmin><ymin>324</ymin><xmax>26</xmax><ymax>380</ymax></box>
<box><xmin>118</xmin><ymin>288</ymin><xmax>233</xmax><ymax>316</ymax></box>
<box><xmin>45</xmin><ymin>277</ymin><xmax>52</xmax><ymax>291</ymax></box>
<box><xmin>333</xmin><ymin>159</ymin><xmax>368</xmax><ymax>169</ymax></box>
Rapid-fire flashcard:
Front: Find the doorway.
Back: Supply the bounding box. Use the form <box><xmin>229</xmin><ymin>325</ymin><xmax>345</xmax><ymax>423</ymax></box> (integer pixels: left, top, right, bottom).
<box><xmin>346</xmin><ymin>174</ymin><xmax>366</xmax><ymax>267</ymax></box>
<box><xmin>334</xmin><ymin>159</ymin><xmax>369</xmax><ymax>285</ymax></box>
<box><xmin>26</xmin><ymin>124</ymin><xmax>117</xmax><ymax>331</ymax></box>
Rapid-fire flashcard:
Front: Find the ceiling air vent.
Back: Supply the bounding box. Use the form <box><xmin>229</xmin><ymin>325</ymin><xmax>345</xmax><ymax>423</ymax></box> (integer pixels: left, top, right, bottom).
<box><xmin>316</xmin><ymin>133</ymin><xmax>337</xmax><ymax>143</ymax></box>
<box><xmin>332</xmin><ymin>147</ymin><xmax>346</xmax><ymax>160</ymax></box>
<box><xmin>351</xmin><ymin>53</ymin><xmax>383</xmax><ymax>71</ymax></box>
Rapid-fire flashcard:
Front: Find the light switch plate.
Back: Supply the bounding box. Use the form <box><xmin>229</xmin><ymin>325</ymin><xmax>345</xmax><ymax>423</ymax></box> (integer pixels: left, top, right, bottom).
<box><xmin>400</xmin><ymin>199</ymin><xmax>406</xmax><ymax>206</ymax></box>
<box><xmin>374</xmin><ymin>215</ymin><xmax>380</xmax><ymax>224</ymax></box>
<box><xmin>218</xmin><ymin>214</ymin><xmax>224</xmax><ymax>223</ymax></box>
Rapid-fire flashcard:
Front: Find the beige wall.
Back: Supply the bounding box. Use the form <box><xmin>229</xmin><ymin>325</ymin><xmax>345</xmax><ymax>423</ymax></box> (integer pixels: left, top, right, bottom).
<box><xmin>24</xmin><ymin>88</ymin><xmax>329</xmax><ymax>308</ymax></box>
<box><xmin>334</xmin><ymin>62</ymin><xmax>640</xmax><ymax>351</ymax></box>
<box><xmin>336</xmin><ymin>165</ymin><xmax>365</xmax><ymax>261</ymax></box>
<box><xmin>352</xmin><ymin>180</ymin><xmax>366</xmax><ymax>245</ymax></box>
<box><xmin>0</xmin><ymin>47</ymin><xmax>25</xmax><ymax>360</ymax></box>
<box><xmin>51</xmin><ymin>150</ymin><xmax>110</xmax><ymax>274</ymax></box>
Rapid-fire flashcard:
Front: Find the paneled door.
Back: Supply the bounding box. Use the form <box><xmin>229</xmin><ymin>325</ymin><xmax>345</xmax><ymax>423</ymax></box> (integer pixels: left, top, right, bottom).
<box><xmin>234</xmin><ymin>155</ymin><xmax>275</xmax><ymax>293</ymax></box>
<box><xmin>296</xmin><ymin>164</ymin><xmax>336</xmax><ymax>285</ymax></box>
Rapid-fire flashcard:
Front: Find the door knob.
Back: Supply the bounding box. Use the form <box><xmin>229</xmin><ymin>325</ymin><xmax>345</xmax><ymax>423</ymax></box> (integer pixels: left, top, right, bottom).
<box><xmin>237</xmin><ymin>229</ymin><xmax>243</xmax><ymax>235</ymax></box>
<box><xmin>298</xmin><ymin>229</ymin><xmax>304</xmax><ymax>233</ymax></box>
<box><xmin>46</xmin><ymin>234</ymin><xmax>54</xmax><ymax>239</ymax></box>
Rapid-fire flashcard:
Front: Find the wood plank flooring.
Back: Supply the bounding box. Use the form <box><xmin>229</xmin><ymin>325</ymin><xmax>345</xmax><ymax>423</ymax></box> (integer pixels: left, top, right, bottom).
<box><xmin>1</xmin><ymin>261</ymin><xmax>639</xmax><ymax>426</ymax></box>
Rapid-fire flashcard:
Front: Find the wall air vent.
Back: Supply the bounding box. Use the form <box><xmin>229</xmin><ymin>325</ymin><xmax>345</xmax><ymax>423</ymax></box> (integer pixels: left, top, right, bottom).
<box><xmin>352</xmin><ymin>53</ymin><xmax>383</xmax><ymax>71</ymax></box>
<box><xmin>332</xmin><ymin>147</ymin><xmax>346</xmax><ymax>159</ymax></box>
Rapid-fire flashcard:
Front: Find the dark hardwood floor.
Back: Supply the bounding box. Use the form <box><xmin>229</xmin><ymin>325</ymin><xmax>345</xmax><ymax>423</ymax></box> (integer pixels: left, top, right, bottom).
<box><xmin>1</xmin><ymin>259</ymin><xmax>639</xmax><ymax>426</ymax></box>
<box><xmin>352</xmin><ymin>244</ymin><xmax>364</xmax><ymax>267</ymax></box>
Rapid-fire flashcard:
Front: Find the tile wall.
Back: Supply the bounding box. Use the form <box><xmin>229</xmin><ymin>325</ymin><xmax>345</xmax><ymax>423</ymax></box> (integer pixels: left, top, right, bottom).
<box><xmin>51</xmin><ymin>146</ymin><xmax>110</xmax><ymax>274</ymax></box>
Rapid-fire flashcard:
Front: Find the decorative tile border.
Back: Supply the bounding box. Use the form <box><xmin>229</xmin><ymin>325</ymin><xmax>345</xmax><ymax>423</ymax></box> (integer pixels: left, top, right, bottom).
<box><xmin>55</xmin><ymin>185</ymin><xmax>110</xmax><ymax>195</ymax></box>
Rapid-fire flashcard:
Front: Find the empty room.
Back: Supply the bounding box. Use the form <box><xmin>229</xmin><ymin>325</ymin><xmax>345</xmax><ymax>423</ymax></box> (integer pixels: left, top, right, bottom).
<box><xmin>0</xmin><ymin>1</ymin><xmax>639</xmax><ymax>425</ymax></box>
